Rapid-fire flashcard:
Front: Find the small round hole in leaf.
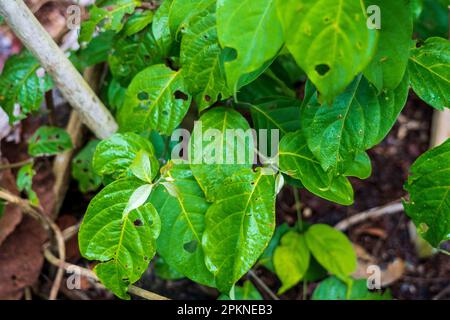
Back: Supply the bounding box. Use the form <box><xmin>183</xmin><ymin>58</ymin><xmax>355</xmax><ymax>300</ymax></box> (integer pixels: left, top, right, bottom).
<box><xmin>174</xmin><ymin>90</ymin><xmax>189</xmax><ymax>101</ymax></box>
<box><xmin>137</xmin><ymin>92</ymin><xmax>149</xmax><ymax>101</ymax></box>
<box><xmin>315</xmin><ymin>64</ymin><xmax>330</xmax><ymax>76</ymax></box>
<box><xmin>183</xmin><ymin>240</ymin><xmax>198</xmax><ymax>253</ymax></box>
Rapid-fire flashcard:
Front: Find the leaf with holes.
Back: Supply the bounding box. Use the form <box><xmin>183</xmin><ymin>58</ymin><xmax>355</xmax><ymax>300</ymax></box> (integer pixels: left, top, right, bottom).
<box><xmin>72</xmin><ymin>140</ymin><xmax>102</xmax><ymax>193</ymax></box>
<box><xmin>216</xmin><ymin>0</ymin><xmax>284</xmax><ymax>91</ymax></box>
<box><xmin>408</xmin><ymin>37</ymin><xmax>450</xmax><ymax>110</ymax></box>
<box><xmin>118</xmin><ymin>64</ymin><xmax>191</xmax><ymax>135</ymax></box>
<box><xmin>276</xmin><ymin>0</ymin><xmax>377</xmax><ymax>100</ymax></box>
<box><xmin>278</xmin><ymin>131</ymin><xmax>354</xmax><ymax>205</ymax></box>
<box><xmin>180</xmin><ymin>5</ymin><xmax>231</xmax><ymax>111</ymax></box>
<box><xmin>0</xmin><ymin>51</ymin><xmax>53</xmax><ymax>122</ymax></box>
<box><xmin>203</xmin><ymin>167</ymin><xmax>276</xmax><ymax>293</ymax></box>
<box><xmin>28</xmin><ymin>126</ymin><xmax>73</xmax><ymax>157</ymax></box>
<box><xmin>16</xmin><ymin>163</ymin><xmax>39</xmax><ymax>206</ymax></box>
<box><xmin>305</xmin><ymin>224</ymin><xmax>357</xmax><ymax>279</ymax></box>
<box><xmin>78</xmin><ymin>178</ymin><xmax>160</xmax><ymax>299</ymax></box>
<box><xmin>404</xmin><ymin>139</ymin><xmax>450</xmax><ymax>247</ymax></box>
<box><xmin>363</xmin><ymin>0</ymin><xmax>413</xmax><ymax>91</ymax></box>
<box><xmin>149</xmin><ymin>162</ymin><xmax>215</xmax><ymax>286</ymax></box>
<box><xmin>274</xmin><ymin>231</ymin><xmax>310</xmax><ymax>294</ymax></box>
<box><xmin>189</xmin><ymin>107</ymin><xmax>254</xmax><ymax>202</ymax></box>
<box><xmin>93</xmin><ymin>133</ymin><xmax>158</xmax><ymax>181</ymax></box>
<box><xmin>301</xmin><ymin>74</ymin><xmax>409</xmax><ymax>172</ymax></box>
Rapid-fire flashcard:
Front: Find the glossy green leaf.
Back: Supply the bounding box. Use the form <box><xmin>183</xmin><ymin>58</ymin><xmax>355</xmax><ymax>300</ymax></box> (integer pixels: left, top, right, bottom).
<box><xmin>149</xmin><ymin>162</ymin><xmax>215</xmax><ymax>286</ymax></box>
<box><xmin>278</xmin><ymin>131</ymin><xmax>354</xmax><ymax>205</ymax></box>
<box><xmin>342</xmin><ymin>152</ymin><xmax>372</xmax><ymax>180</ymax></box>
<box><xmin>72</xmin><ymin>31</ymin><xmax>114</xmax><ymax>70</ymax></box>
<box><xmin>108</xmin><ymin>28</ymin><xmax>166</xmax><ymax>86</ymax></box>
<box><xmin>93</xmin><ymin>133</ymin><xmax>158</xmax><ymax>180</ymax></box>
<box><xmin>305</xmin><ymin>224</ymin><xmax>357</xmax><ymax>278</ymax></box>
<box><xmin>16</xmin><ymin>163</ymin><xmax>39</xmax><ymax>205</ymax></box>
<box><xmin>28</xmin><ymin>126</ymin><xmax>73</xmax><ymax>157</ymax></box>
<box><xmin>364</xmin><ymin>0</ymin><xmax>413</xmax><ymax>91</ymax></box>
<box><xmin>414</xmin><ymin>0</ymin><xmax>448</xmax><ymax>39</ymax></box>
<box><xmin>218</xmin><ymin>280</ymin><xmax>263</xmax><ymax>300</ymax></box>
<box><xmin>312</xmin><ymin>276</ymin><xmax>392</xmax><ymax>300</ymax></box>
<box><xmin>180</xmin><ymin>6</ymin><xmax>231</xmax><ymax>111</ymax></box>
<box><xmin>276</xmin><ymin>0</ymin><xmax>377</xmax><ymax>100</ymax></box>
<box><xmin>274</xmin><ymin>231</ymin><xmax>310</xmax><ymax>294</ymax></box>
<box><xmin>409</xmin><ymin>37</ymin><xmax>450</xmax><ymax>110</ymax></box>
<box><xmin>152</xmin><ymin>0</ymin><xmax>174</xmax><ymax>56</ymax></box>
<box><xmin>80</xmin><ymin>0</ymin><xmax>141</xmax><ymax>43</ymax></box>
<box><xmin>189</xmin><ymin>107</ymin><xmax>254</xmax><ymax>202</ymax></box>
<box><xmin>301</xmin><ymin>74</ymin><xmax>409</xmax><ymax>171</ymax></box>
<box><xmin>130</xmin><ymin>150</ymin><xmax>155</xmax><ymax>184</ymax></box>
<box><xmin>154</xmin><ymin>256</ymin><xmax>185</xmax><ymax>280</ymax></box>
<box><xmin>79</xmin><ymin>178</ymin><xmax>160</xmax><ymax>299</ymax></box>
<box><xmin>72</xmin><ymin>140</ymin><xmax>102</xmax><ymax>193</ymax></box>
<box><xmin>259</xmin><ymin>223</ymin><xmax>290</xmax><ymax>272</ymax></box>
<box><xmin>124</xmin><ymin>10</ymin><xmax>153</xmax><ymax>36</ymax></box>
<box><xmin>118</xmin><ymin>64</ymin><xmax>191</xmax><ymax>135</ymax></box>
<box><xmin>217</xmin><ymin>0</ymin><xmax>284</xmax><ymax>91</ymax></box>
<box><xmin>203</xmin><ymin>167</ymin><xmax>276</xmax><ymax>293</ymax></box>
<box><xmin>0</xmin><ymin>51</ymin><xmax>53</xmax><ymax>121</ymax></box>
<box><xmin>168</xmin><ymin>0</ymin><xmax>215</xmax><ymax>37</ymax></box>
<box><xmin>404</xmin><ymin>139</ymin><xmax>450</xmax><ymax>247</ymax></box>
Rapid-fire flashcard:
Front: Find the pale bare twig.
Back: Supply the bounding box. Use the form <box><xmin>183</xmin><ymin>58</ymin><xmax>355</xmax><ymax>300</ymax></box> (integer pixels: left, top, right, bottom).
<box><xmin>248</xmin><ymin>270</ymin><xmax>279</xmax><ymax>300</ymax></box>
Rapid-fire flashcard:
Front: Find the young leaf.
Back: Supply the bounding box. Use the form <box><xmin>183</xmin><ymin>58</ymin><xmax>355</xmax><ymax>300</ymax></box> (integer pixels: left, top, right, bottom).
<box><xmin>216</xmin><ymin>0</ymin><xmax>284</xmax><ymax>91</ymax></box>
<box><xmin>93</xmin><ymin>133</ymin><xmax>158</xmax><ymax>181</ymax></box>
<box><xmin>149</xmin><ymin>162</ymin><xmax>215</xmax><ymax>287</ymax></box>
<box><xmin>0</xmin><ymin>51</ymin><xmax>53</xmax><ymax>121</ymax></box>
<box><xmin>130</xmin><ymin>150</ymin><xmax>155</xmax><ymax>184</ymax></box>
<box><xmin>408</xmin><ymin>37</ymin><xmax>450</xmax><ymax>110</ymax></box>
<box><xmin>28</xmin><ymin>126</ymin><xmax>73</xmax><ymax>157</ymax></box>
<box><xmin>258</xmin><ymin>223</ymin><xmax>290</xmax><ymax>272</ymax></box>
<box><xmin>305</xmin><ymin>224</ymin><xmax>357</xmax><ymax>279</ymax></box>
<box><xmin>80</xmin><ymin>0</ymin><xmax>141</xmax><ymax>43</ymax></box>
<box><xmin>78</xmin><ymin>178</ymin><xmax>160</xmax><ymax>299</ymax></box>
<box><xmin>202</xmin><ymin>168</ymin><xmax>276</xmax><ymax>293</ymax></box>
<box><xmin>276</xmin><ymin>0</ymin><xmax>377</xmax><ymax>100</ymax></box>
<box><xmin>16</xmin><ymin>163</ymin><xmax>39</xmax><ymax>206</ymax></box>
<box><xmin>301</xmin><ymin>74</ymin><xmax>409</xmax><ymax>171</ymax></box>
<box><xmin>312</xmin><ymin>276</ymin><xmax>391</xmax><ymax>300</ymax></box>
<box><xmin>273</xmin><ymin>231</ymin><xmax>310</xmax><ymax>294</ymax></box>
<box><xmin>278</xmin><ymin>131</ymin><xmax>354</xmax><ymax>205</ymax></box>
<box><xmin>363</xmin><ymin>0</ymin><xmax>413</xmax><ymax>91</ymax></box>
<box><xmin>180</xmin><ymin>5</ymin><xmax>231</xmax><ymax>111</ymax></box>
<box><xmin>123</xmin><ymin>10</ymin><xmax>153</xmax><ymax>36</ymax></box>
<box><xmin>118</xmin><ymin>64</ymin><xmax>191</xmax><ymax>135</ymax></box>
<box><xmin>72</xmin><ymin>140</ymin><xmax>102</xmax><ymax>193</ymax></box>
<box><xmin>218</xmin><ymin>280</ymin><xmax>263</xmax><ymax>300</ymax></box>
<box><xmin>404</xmin><ymin>139</ymin><xmax>450</xmax><ymax>247</ymax></box>
<box><xmin>189</xmin><ymin>107</ymin><xmax>254</xmax><ymax>202</ymax></box>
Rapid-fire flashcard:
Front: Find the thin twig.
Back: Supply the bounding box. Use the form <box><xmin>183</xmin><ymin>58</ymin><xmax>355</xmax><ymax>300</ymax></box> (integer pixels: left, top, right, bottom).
<box><xmin>0</xmin><ymin>159</ymin><xmax>33</xmax><ymax>170</ymax></box>
<box><xmin>334</xmin><ymin>200</ymin><xmax>404</xmax><ymax>231</ymax></box>
<box><xmin>433</xmin><ymin>283</ymin><xmax>450</xmax><ymax>300</ymax></box>
<box><xmin>248</xmin><ymin>270</ymin><xmax>279</xmax><ymax>300</ymax></box>
<box><xmin>0</xmin><ymin>188</ymin><xmax>65</xmax><ymax>300</ymax></box>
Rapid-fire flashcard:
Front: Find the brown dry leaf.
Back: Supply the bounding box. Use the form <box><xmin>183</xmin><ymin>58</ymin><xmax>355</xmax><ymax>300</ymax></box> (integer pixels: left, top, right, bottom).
<box><xmin>0</xmin><ymin>166</ymin><xmax>22</xmax><ymax>246</ymax></box>
<box><xmin>381</xmin><ymin>258</ymin><xmax>405</xmax><ymax>287</ymax></box>
<box><xmin>354</xmin><ymin>225</ymin><xmax>388</xmax><ymax>239</ymax></box>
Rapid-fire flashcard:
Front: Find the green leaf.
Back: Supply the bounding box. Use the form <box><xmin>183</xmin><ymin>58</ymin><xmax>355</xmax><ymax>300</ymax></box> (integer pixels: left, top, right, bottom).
<box><xmin>203</xmin><ymin>167</ymin><xmax>276</xmax><ymax>293</ymax></box>
<box><xmin>108</xmin><ymin>27</ymin><xmax>166</xmax><ymax>86</ymax></box>
<box><xmin>217</xmin><ymin>0</ymin><xmax>284</xmax><ymax>91</ymax></box>
<box><xmin>342</xmin><ymin>152</ymin><xmax>372</xmax><ymax>180</ymax></box>
<box><xmin>78</xmin><ymin>178</ymin><xmax>160</xmax><ymax>299</ymax></box>
<box><xmin>93</xmin><ymin>133</ymin><xmax>158</xmax><ymax>181</ymax></box>
<box><xmin>72</xmin><ymin>31</ymin><xmax>114</xmax><ymax>70</ymax></box>
<box><xmin>124</xmin><ymin>10</ymin><xmax>153</xmax><ymax>36</ymax></box>
<box><xmin>168</xmin><ymin>0</ymin><xmax>215</xmax><ymax>37</ymax></box>
<box><xmin>273</xmin><ymin>231</ymin><xmax>310</xmax><ymax>294</ymax></box>
<box><xmin>80</xmin><ymin>0</ymin><xmax>141</xmax><ymax>43</ymax></box>
<box><xmin>28</xmin><ymin>126</ymin><xmax>73</xmax><ymax>157</ymax></box>
<box><xmin>301</xmin><ymin>74</ymin><xmax>409</xmax><ymax>171</ymax></box>
<box><xmin>152</xmin><ymin>0</ymin><xmax>174</xmax><ymax>56</ymax></box>
<box><xmin>16</xmin><ymin>163</ymin><xmax>39</xmax><ymax>206</ymax></box>
<box><xmin>278</xmin><ymin>131</ymin><xmax>354</xmax><ymax>205</ymax></box>
<box><xmin>305</xmin><ymin>224</ymin><xmax>357</xmax><ymax>278</ymax></box>
<box><xmin>72</xmin><ymin>140</ymin><xmax>102</xmax><ymax>193</ymax></box>
<box><xmin>180</xmin><ymin>5</ymin><xmax>231</xmax><ymax>111</ymax></box>
<box><xmin>0</xmin><ymin>201</ymin><xmax>5</xmax><ymax>219</ymax></box>
<box><xmin>106</xmin><ymin>77</ymin><xmax>126</xmax><ymax>112</ymax></box>
<box><xmin>276</xmin><ymin>0</ymin><xmax>377</xmax><ymax>100</ymax></box>
<box><xmin>259</xmin><ymin>223</ymin><xmax>290</xmax><ymax>272</ymax></box>
<box><xmin>408</xmin><ymin>37</ymin><xmax>450</xmax><ymax>110</ymax></box>
<box><xmin>312</xmin><ymin>276</ymin><xmax>391</xmax><ymax>300</ymax></box>
<box><xmin>364</xmin><ymin>0</ymin><xmax>413</xmax><ymax>91</ymax></box>
<box><xmin>149</xmin><ymin>162</ymin><xmax>215</xmax><ymax>286</ymax></box>
<box><xmin>154</xmin><ymin>256</ymin><xmax>185</xmax><ymax>280</ymax></box>
<box><xmin>130</xmin><ymin>150</ymin><xmax>156</xmax><ymax>184</ymax></box>
<box><xmin>218</xmin><ymin>280</ymin><xmax>263</xmax><ymax>300</ymax></box>
<box><xmin>118</xmin><ymin>64</ymin><xmax>191</xmax><ymax>135</ymax></box>
<box><xmin>0</xmin><ymin>51</ymin><xmax>53</xmax><ymax>121</ymax></box>
<box><xmin>189</xmin><ymin>107</ymin><xmax>254</xmax><ymax>202</ymax></box>
<box><xmin>404</xmin><ymin>138</ymin><xmax>450</xmax><ymax>247</ymax></box>
<box><xmin>414</xmin><ymin>0</ymin><xmax>448</xmax><ymax>39</ymax></box>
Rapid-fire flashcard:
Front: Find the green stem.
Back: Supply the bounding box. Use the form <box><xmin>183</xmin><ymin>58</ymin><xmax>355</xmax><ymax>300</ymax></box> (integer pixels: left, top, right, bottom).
<box><xmin>293</xmin><ymin>187</ymin><xmax>304</xmax><ymax>232</ymax></box>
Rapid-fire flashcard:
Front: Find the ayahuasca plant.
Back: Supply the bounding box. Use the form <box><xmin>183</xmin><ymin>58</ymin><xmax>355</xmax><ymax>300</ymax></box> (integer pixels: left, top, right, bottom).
<box><xmin>0</xmin><ymin>0</ymin><xmax>448</xmax><ymax>300</ymax></box>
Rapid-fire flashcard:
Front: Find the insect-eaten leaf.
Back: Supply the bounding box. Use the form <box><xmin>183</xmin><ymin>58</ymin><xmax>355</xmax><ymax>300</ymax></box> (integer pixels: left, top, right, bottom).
<box><xmin>72</xmin><ymin>140</ymin><xmax>102</xmax><ymax>193</ymax></box>
<box><xmin>28</xmin><ymin>126</ymin><xmax>73</xmax><ymax>157</ymax></box>
<box><xmin>16</xmin><ymin>163</ymin><xmax>39</xmax><ymax>206</ymax></box>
